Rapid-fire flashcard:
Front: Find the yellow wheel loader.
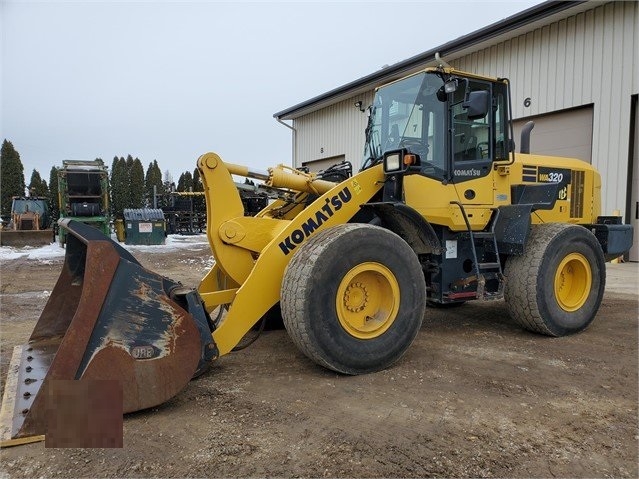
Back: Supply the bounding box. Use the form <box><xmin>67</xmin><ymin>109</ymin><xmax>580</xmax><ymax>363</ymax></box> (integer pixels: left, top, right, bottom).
<box><xmin>1</xmin><ymin>67</ymin><xmax>633</xmax><ymax>446</ymax></box>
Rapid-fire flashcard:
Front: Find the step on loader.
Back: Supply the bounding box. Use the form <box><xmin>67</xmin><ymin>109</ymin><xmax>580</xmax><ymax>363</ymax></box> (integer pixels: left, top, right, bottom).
<box><xmin>1</xmin><ymin>66</ymin><xmax>633</xmax><ymax>446</ymax></box>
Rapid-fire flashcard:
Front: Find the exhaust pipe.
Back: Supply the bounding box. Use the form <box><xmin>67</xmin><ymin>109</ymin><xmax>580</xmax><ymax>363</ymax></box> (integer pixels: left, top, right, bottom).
<box><xmin>520</xmin><ymin>121</ymin><xmax>535</xmax><ymax>154</ymax></box>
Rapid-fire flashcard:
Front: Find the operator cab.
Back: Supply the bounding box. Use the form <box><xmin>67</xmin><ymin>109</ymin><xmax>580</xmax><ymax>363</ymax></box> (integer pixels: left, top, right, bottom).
<box><xmin>361</xmin><ymin>68</ymin><xmax>511</xmax><ymax>184</ymax></box>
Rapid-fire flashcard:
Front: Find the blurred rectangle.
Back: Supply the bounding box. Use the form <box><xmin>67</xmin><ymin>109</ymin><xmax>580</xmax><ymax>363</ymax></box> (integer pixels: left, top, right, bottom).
<box><xmin>45</xmin><ymin>380</ymin><xmax>123</xmax><ymax>448</ymax></box>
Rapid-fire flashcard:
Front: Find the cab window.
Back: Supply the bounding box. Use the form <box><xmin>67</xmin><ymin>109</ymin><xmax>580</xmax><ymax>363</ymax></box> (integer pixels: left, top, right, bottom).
<box><xmin>450</xmin><ymin>79</ymin><xmax>493</xmax><ymax>182</ymax></box>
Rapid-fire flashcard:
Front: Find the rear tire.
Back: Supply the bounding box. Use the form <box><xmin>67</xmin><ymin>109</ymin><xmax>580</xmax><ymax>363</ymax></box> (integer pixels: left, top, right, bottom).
<box><xmin>281</xmin><ymin>224</ymin><xmax>426</xmax><ymax>374</ymax></box>
<box><xmin>504</xmin><ymin>223</ymin><xmax>605</xmax><ymax>336</ymax></box>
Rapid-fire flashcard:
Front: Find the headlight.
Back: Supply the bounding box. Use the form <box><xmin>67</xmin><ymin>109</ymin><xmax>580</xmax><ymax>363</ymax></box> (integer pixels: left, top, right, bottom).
<box><xmin>384</xmin><ymin>152</ymin><xmax>401</xmax><ymax>172</ymax></box>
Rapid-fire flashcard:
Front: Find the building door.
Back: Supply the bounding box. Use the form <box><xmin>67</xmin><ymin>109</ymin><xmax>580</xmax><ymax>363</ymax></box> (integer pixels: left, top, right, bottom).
<box><xmin>513</xmin><ymin>105</ymin><xmax>594</xmax><ymax>162</ymax></box>
<box><xmin>629</xmin><ymin>95</ymin><xmax>638</xmax><ymax>262</ymax></box>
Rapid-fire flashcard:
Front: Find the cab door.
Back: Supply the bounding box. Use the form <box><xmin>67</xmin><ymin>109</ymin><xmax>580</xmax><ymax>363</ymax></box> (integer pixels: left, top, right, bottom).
<box><xmin>449</xmin><ymin>78</ymin><xmax>497</xmax><ymax>207</ymax></box>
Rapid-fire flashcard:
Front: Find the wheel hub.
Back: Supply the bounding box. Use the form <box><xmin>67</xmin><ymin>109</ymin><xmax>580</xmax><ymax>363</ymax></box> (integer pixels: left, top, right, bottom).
<box><xmin>554</xmin><ymin>252</ymin><xmax>592</xmax><ymax>312</ymax></box>
<box><xmin>336</xmin><ymin>262</ymin><xmax>400</xmax><ymax>339</ymax></box>
<box><xmin>343</xmin><ymin>282</ymin><xmax>369</xmax><ymax>313</ymax></box>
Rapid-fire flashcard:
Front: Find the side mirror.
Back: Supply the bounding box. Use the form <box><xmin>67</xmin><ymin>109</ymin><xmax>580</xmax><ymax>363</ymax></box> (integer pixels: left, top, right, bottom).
<box><xmin>463</xmin><ymin>90</ymin><xmax>489</xmax><ymax>120</ymax></box>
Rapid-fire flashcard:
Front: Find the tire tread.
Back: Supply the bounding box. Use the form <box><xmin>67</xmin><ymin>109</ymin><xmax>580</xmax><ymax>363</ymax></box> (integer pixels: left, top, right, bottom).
<box><xmin>504</xmin><ymin>223</ymin><xmax>604</xmax><ymax>336</ymax></box>
<box><xmin>281</xmin><ymin>223</ymin><xmax>425</xmax><ymax>374</ymax></box>
<box><xmin>281</xmin><ymin>224</ymin><xmax>366</xmax><ymax>371</ymax></box>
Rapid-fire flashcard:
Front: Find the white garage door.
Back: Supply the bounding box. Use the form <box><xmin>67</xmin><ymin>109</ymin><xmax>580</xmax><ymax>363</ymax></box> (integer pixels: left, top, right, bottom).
<box><xmin>513</xmin><ymin>106</ymin><xmax>594</xmax><ymax>163</ymax></box>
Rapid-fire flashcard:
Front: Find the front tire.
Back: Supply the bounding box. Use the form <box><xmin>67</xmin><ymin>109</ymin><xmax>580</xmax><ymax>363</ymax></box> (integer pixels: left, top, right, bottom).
<box><xmin>504</xmin><ymin>223</ymin><xmax>605</xmax><ymax>336</ymax></box>
<box><xmin>281</xmin><ymin>224</ymin><xmax>426</xmax><ymax>374</ymax></box>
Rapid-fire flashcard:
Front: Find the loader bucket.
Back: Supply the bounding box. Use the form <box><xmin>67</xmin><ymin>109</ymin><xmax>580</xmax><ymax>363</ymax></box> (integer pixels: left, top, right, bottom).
<box><xmin>0</xmin><ymin>220</ymin><xmax>215</xmax><ymax>447</ymax></box>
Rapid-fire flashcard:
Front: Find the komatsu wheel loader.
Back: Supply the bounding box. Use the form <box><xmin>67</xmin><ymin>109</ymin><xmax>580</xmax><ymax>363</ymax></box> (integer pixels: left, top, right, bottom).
<box><xmin>1</xmin><ymin>66</ymin><xmax>633</xmax><ymax>446</ymax></box>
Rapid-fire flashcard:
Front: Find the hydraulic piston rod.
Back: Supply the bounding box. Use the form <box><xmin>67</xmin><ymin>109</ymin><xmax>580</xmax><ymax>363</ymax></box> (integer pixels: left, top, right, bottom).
<box><xmin>226</xmin><ymin>163</ymin><xmax>336</xmax><ymax>195</ymax></box>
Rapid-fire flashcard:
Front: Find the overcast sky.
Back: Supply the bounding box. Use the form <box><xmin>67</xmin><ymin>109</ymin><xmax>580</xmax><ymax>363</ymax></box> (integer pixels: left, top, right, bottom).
<box><xmin>1</xmin><ymin>0</ymin><xmax>541</xmax><ymax>183</ymax></box>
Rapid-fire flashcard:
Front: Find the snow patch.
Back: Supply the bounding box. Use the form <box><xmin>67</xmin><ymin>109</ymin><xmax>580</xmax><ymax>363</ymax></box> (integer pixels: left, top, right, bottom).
<box><xmin>0</xmin><ymin>234</ymin><xmax>210</xmax><ymax>263</ymax></box>
<box><xmin>125</xmin><ymin>234</ymin><xmax>209</xmax><ymax>253</ymax></box>
<box><xmin>2</xmin><ymin>291</ymin><xmax>52</xmax><ymax>299</ymax></box>
<box><xmin>0</xmin><ymin>242</ymin><xmax>65</xmax><ymax>261</ymax></box>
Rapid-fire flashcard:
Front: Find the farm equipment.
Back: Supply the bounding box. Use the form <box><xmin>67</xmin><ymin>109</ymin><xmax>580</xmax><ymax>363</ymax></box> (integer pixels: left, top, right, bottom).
<box><xmin>0</xmin><ymin>197</ymin><xmax>54</xmax><ymax>247</ymax></box>
<box><xmin>161</xmin><ymin>187</ymin><xmax>269</xmax><ymax>235</ymax></box>
<box><xmin>57</xmin><ymin>159</ymin><xmax>110</xmax><ymax>245</ymax></box>
<box><xmin>1</xmin><ymin>66</ymin><xmax>633</xmax><ymax>446</ymax></box>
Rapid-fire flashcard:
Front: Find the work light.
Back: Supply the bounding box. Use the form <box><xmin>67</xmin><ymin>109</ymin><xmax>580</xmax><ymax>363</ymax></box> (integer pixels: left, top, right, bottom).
<box><xmin>384</xmin><ymin>152</ymin><xmax>401</xmax><ymax>173</ymax></box>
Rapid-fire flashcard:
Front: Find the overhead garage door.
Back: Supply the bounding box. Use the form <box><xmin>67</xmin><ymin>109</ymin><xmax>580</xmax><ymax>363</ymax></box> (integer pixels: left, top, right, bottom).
<box><xmin>302</xmin><ymin>155</ymin><xmax>346</xmax><ymax>173</ymax></box>
<box><xmin>513</xmin><ymin>105</ymin><xmax>594</xmax><ymax>163</ymax></box>
<box><xmin>629</xmin><ymin>95</ymin><xmax>638</xmax><ymax>262</ymax></box>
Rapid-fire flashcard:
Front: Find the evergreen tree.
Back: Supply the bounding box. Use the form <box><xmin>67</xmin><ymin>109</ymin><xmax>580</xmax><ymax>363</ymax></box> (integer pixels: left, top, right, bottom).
<box><xmin>163</xmin><ymin>170</ymin><xmax>174</xmax><ymax>191</ymax></box>
<box><xmin>192</xmin><ymin>168</ymin><xmax>203</xmax><ymax>192</ymax></box>
<box><xmin>0</xmin><ymin>139</ymin><xmax>26</xmax><ymax>217</ymax></box>
<box><xmin>192</xmin><ymin>167</ymin><xmax>205</xmax><ymax>211</ymax></box>
<box><xmin>110</xmin><ymin>156</ymin><xmax>119</xmax><ymax>217</ymax></box>
<box><xmin>130</xmin><ymin>158</ymin><xmax>145</xmax><ymax>209</ymax></box>
<box><xmin>124</xmin><ymin>155</ymin><xmax>134</xmax><ymax>209</ymax></box>
<box><xmin>110</xmin><ymin>156</ymin><xmax>117</xmax><ymax>216</ymax></box>
<box><xmin>49</xmin><ymin>166</ymin><xmax>60</xmax><ymax>221</ymax></box>
<box><xmin>154</xmin><ymin>161</ymin><xmax>165</xmax><ymax>202</ymax></box>
<box><xmin>28</xmin><ymin>169</ymin><xmax>49</xmax><ymax>197</ymax></box>
<box><xmin>176</xmin><ymin>171</ymin><xmax>193</xmax><ymax>192</ymax></box>
<box><xmin>161</xmin><ymin>169</ymin><xmax>175</xmax><ymax>208</ymax></box>
<box><xmin>145</xmin><ymin>160</ymin><xmax>163</xmax><ymax>207</ymax></box>
<box><xmin>110</xmin><ymin>156</ymin><xmax>127</xmax><ymax>219</ymax></box>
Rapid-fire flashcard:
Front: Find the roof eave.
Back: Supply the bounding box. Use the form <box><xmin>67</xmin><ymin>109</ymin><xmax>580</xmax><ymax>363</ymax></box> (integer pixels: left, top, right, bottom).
<box><xmin>274</xmin><ymin>0</ymin><xmax>587</xmax><ymax>121</ymax></box>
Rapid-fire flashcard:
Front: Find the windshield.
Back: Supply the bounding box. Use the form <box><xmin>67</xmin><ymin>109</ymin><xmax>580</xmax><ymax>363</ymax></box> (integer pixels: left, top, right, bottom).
<box><xmin>362</xmin><ymin>72</ymin><xmax>446</xmax><ymax>177</ymax></box>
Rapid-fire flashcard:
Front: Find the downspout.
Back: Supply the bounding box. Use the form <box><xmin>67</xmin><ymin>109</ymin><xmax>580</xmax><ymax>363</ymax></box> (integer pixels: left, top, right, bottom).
<box><xmin>276</xmin><ymin>117</ymin><xmax>297</xmax><ymax>168</ymax></box>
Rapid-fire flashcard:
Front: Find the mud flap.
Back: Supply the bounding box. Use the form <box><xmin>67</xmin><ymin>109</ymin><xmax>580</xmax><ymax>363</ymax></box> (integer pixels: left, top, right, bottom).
<box><xmin>0</xmin><ymin>220</ymin><xmax>216</xmax><ymax>447</ymax></box>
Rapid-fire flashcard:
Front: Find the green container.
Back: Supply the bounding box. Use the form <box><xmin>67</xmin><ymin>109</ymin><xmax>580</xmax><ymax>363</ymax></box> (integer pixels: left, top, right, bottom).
<box><xmin>123</xmin><ymin>209</ymin><xmax>166</xmax><ymax>245</ymax></box>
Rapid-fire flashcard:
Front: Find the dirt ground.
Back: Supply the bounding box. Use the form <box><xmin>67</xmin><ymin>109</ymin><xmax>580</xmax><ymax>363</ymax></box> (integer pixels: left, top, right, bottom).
<box><xmin>0</xmin><ymin>239</ymin><xmax>637</xmax><ymax>478</ymax></box>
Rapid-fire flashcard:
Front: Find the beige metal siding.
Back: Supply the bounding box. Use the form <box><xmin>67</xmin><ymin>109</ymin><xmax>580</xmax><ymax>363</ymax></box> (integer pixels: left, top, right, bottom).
<box><xmin>513</xmin><ymin>106</ymin><xmax>594</xmax><ymax>162</ymax></box>
<box><xmin>450</xmin><ymin>1</ymin><xmax>638</xmax><ymax>216</ymax></box>
<box><xmin>293</xmin><ymin>91</ymin><xmax>373</xmax><ymax>171</ymax></box>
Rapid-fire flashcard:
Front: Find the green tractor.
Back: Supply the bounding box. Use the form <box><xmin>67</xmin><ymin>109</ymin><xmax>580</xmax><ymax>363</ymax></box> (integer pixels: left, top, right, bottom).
<box><xmin>57</xmin><ymin>159</ymin><xmax>110</xmax><ymax>245</ymax></box>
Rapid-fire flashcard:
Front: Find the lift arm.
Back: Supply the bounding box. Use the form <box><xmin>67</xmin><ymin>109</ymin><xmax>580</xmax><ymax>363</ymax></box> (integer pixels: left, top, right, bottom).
<box><xmin>196</xmin><ymin>152</ymin><xmax>386</xmax><ymax>356</ymax></box>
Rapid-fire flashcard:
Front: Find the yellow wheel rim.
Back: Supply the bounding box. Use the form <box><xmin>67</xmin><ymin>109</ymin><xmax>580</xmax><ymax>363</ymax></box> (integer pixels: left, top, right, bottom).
<box><xmin>554</xmin><ymin>253</ymin><xmax>592</xmax><ymax>312</ymax></box>
<box><xmin>336</xmin><ymin>262</ymin><xmax>400</xmax><ymax>339</ymax></box>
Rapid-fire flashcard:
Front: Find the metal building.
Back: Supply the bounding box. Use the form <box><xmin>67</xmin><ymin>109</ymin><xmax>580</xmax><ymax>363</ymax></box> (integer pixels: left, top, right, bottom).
<box><xmin>274</xmin><ymin>1</ymin><xmax>638</xmax><ymax>260</ymax></box>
